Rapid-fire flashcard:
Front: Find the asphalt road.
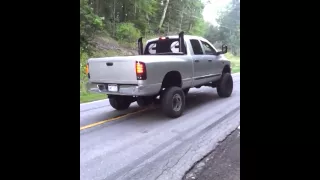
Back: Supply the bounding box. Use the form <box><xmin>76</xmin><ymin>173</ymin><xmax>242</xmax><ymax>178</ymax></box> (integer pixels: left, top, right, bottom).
<box><xmin>184</xmin><ymin>127</ymin><xmax>240</xmax><ymax>180</ymax></box>
<box><xmin>80</xmin><ymin>73</ymin><xmax>240</xmax><ymax>180</ymax></box>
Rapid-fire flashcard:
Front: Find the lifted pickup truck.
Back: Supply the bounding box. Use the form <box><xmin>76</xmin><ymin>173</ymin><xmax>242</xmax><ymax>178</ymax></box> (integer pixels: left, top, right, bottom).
<box><xmin>86</xmin><ymin>31</ymin><xmax>233</xmax><ymax>118</ymax></box>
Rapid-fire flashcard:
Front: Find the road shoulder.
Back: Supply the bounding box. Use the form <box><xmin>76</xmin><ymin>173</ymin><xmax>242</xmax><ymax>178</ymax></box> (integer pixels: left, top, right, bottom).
<box><xmin>183</xmin><ymin>129</ymin><xmax>240</xmax><ymax>180</ymax></box>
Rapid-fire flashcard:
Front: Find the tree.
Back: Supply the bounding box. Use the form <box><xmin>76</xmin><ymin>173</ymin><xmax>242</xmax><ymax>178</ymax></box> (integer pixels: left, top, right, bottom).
<box><xmin>204</xmin><ymin>0</ymin><xmax>240</xmax><ymax>55</ymax></box>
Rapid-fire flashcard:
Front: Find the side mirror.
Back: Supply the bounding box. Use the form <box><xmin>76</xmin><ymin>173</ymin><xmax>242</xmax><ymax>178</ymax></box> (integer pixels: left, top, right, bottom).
<box><xmin>215</xmin><ymin>44</ymin><xmax>227</xmax><ymax>56</ymax></box>
<box><xmin>221</xmin><ymin>44</ymin><xmax>228</xmax><ymax>54</ymax></box>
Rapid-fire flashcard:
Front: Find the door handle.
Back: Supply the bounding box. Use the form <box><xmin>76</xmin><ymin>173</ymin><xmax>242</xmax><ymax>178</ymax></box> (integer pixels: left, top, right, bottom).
<box><xmin>208</xmin><ymin>60</ymin><xmax>212</xmax><ymax>62</ymax></box>
<box><xmin>194</xmin><ymin>60</ymin><xmax>200</xmax><ymax>63</ymax></box>
<box><xmin>106</xmin><ymin>62</ymin><xmax>113</xmax><ymax>66</ymax></box>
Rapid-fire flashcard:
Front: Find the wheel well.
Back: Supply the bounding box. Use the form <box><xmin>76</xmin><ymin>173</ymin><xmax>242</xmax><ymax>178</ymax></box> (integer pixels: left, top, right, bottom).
<box><xmin>222</xmin><ymin>65</ymin><xmax>231</xmax><ymax>74</ymax></box>
<box><xmin>161</xmin><ymin>71</ymin><xmax>182</xmax><ymax>89</ymax></box>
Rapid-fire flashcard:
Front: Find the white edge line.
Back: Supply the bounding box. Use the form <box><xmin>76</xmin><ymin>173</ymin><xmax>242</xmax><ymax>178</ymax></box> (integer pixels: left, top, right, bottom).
<box><xmin>80</xmin><ymin>99</ymin><xmax>107</xmax><ymax>107</ymax></box>
<box><xmin>80</xmin><ymin>72</ymin><xmax>240</xmax><ymax>106</ymax></box>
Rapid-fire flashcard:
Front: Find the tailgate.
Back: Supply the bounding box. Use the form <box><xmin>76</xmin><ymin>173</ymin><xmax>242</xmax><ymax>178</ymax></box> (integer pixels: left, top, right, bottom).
<box><xmin>88</xmin><ymin>57</ymin><xmax>137</xmax><ymax>84</ymax></box>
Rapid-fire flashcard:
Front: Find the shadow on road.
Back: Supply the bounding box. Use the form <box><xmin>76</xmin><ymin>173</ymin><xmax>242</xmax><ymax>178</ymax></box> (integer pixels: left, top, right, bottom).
<box><xmin>80</xmin><ymin>87</ymin><xmax>232</xmax><ymax>132</ymax></box>
<box><xmin>185</xmin><ymin>89</ymin><xmax>223</xmax><ymax>110</ymax></box>
<box><xmin>110</xmin><ymin>88</ymin><xmax>225</xmax><ymax>122</ymax></box>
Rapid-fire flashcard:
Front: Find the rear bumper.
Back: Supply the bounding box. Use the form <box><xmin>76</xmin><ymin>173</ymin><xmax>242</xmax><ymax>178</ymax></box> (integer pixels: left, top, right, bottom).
<box><xmin>86</xmin><ymin>82</ymin><xmax>161</xmax><ymax>96</ymax></box>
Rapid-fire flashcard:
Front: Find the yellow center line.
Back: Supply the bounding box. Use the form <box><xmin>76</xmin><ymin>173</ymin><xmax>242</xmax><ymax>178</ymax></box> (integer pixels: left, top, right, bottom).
<box><xmin>80</xmin><ymin>107</ymin><xmax>153</xmax><ymax>131</ymax></box>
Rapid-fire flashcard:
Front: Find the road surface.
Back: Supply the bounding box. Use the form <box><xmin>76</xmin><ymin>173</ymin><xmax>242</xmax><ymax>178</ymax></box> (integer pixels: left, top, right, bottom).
<box><xmin>183</xmin><ymin>128</ymin><xmax>240</xmax><ymax>180</ymax></box>
<box><xmin>80</xmin><ymin>73</ymin><xmax>240</xmax><ymax>180</ymax></box>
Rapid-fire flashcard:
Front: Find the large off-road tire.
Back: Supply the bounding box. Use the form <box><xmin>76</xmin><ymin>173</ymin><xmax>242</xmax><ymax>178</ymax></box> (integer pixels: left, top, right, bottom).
<box><xmin>137</xmin><ymin>97</ymin><xmax>153</xmax><ymax>107</ymax></box>
<box><xmin>109</xmin><ymin>96</ymin><xmax>131</xmax><ymax>110</ymax></box>
<box><xmin>161</xmin><ymin>86</ymin><xmax>185</xmax><ymax>118</ymax></box>
<box><xmin>217</xmin><ymin>73</ymin><xmax>233</xmax><ymax>97</ymax></box>
<box><xmin>183</xmin><ymin>88</ymin><xmax>190</xmax><ymax>96</ymax></box>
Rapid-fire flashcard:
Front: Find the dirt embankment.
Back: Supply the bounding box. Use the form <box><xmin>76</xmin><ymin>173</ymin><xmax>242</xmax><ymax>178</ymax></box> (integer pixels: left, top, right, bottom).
<box><xmin>93</xmin><ymin>36</ymin><xmax>138</xmax><ymax>56</ymax></box>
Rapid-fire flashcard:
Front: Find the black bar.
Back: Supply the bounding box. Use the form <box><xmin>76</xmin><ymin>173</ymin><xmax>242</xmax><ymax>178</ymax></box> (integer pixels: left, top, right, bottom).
<box><xmin>178</xmin><ymin>31</ymin><xmax>185</xmax><ymax>54</ymax></box>
<box><xmin>137</xmin><ymin>37</ymin><xmax>143</xmax><ymax>55</ymax></box>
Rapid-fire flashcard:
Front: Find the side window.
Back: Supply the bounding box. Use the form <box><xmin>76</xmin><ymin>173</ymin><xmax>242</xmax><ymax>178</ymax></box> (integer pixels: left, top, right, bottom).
<box><xmin>190</xmin><ymin>39</ymin><xmax>204</xmax><ymax>55</ymax></box>
<box><xmin>200</xmin><ymin>41</ymin><xmax>216</xmax><ymax>55</ymax></box>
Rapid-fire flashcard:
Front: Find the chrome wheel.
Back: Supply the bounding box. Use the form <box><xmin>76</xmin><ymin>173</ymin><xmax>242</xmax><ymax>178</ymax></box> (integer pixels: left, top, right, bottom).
<box><xmin>172</xmin><ymin>93</ymin><xmax>182</xmax><ymax>111</ymax></box>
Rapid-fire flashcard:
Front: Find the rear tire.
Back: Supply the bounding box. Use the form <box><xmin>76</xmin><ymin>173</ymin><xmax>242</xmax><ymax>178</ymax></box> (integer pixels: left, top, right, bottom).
<box><xmin>161</xmin><ymin>86</ymin><xmax>185</xmax><ymax>118</ymax></box>
<box><xmin>109</xmin><ymin>96</ymin><xmax>131</xmax><ymax>110</ymax></box>
<box><xmin>217</xmin><ymin>73</ymin><xmax>233</xmax><ymax>97</ymax></box>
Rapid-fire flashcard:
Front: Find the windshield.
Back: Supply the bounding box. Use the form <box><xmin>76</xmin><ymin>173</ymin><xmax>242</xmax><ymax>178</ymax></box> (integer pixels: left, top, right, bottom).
<box><xmin>144</xmin><ymin>38</ymin><xmax>187</xmax><ymax>55</ymax></box>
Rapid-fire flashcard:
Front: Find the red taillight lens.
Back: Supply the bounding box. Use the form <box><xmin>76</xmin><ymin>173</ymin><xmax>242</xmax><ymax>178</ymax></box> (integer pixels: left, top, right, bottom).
<box><xmin>85</xmin><ymin>63</ymin><xmax>89</xmax><ymax>74</ymax></box>
<box><xmin>136</xmin><ymin>63</ymin><xmax>144</xmax><ymax>74</ymax></box>
<box><xmin>159</xmin><ymin>36</ymin><xmax>168</xmax><ymax>40</ymax></box>
<box><xmin>136</xmin><ymin>61</ymin><xmax>147</xmax><ymax>80</ymax></box>
<box><xmin>86</xmin><ymin>63</ymin><xmax>90</xmax><ymax>78</ymax></box>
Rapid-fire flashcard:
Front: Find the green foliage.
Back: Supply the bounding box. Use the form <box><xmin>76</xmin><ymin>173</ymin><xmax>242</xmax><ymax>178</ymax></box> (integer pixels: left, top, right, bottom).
<box><xmin>204</xmin><ymin>0</ymin><xmax>240</xmax><ymax>56</ymax></box>
<box><xmin>225</xmin><ymin>53</ymin><xmax>240</xmax><ymax>73</ymax></box>
<box><xmin>80</xmin><ymin>50</ymin><xmax>89</xmax><ymax>94</ymax></box>
<box><xmin>132</xmin><ymin>19</ymin><xmax>148</xmax><ymax>35</ymax></box>
<box><xmin>115</xmin><ymin>23</ymin><xmax>141</xmax><ymax>43</ymax></box>
<box><xmin>80</xmin><ymin>93</ymin><xmax>106</xmax><ymax>103</ymax></box>
<box><xmin>189</xmin><ymin>18</ymin><xmax>207</xmax><ymax>37</ymax></box>
<box><xmin>80</xmin><ymin>0</ymin><xmax>103</xmax><ymax>54</ymax></box>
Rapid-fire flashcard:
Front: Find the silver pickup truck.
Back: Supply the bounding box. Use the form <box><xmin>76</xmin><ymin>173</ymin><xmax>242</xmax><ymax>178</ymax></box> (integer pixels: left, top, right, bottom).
<box><xmin>86</xmin><ymin>32</ymin><xmax>233</xmax><ymax>118</ymax></box>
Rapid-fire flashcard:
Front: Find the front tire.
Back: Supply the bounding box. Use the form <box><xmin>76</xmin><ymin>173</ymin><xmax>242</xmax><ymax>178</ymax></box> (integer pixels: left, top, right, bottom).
<box><xmin>109</xmin><ymin>96</ymin><xmax>131</xmax><ymax>110</ymax></box>
<box><xmin>161</xmin><ymin>87</ymin><xmax>185</xmax><ymax>118</ymax></box>
<box><xmin>217</xmin><ymin>73</ymin><xmax>233</xmax><ymax>97</ymax></box>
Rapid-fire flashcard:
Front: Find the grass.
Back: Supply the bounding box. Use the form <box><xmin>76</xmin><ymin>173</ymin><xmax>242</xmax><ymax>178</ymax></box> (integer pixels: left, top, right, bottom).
<box><xmin>80</xmin><ymin>92</ymin><xmax>106</xmax><ymax>103</ymax></box>
<box><xmin>225</xmin><ymin>53</ymin><xmax>240</xmax><ymax>73</ymax></box>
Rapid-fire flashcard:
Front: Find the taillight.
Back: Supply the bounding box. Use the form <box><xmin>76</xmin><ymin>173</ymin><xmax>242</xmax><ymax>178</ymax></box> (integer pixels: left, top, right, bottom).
<box><xmin>86</xmin><ymin>63</ymin><xmax>90</xmax><ymax>78</ymax></box>
<box><xmin>136</xmin><ymin>61</ymin><xmax>147</xmax><ymax>80</ymax></box>
<box><xmin>159</xmin><ymin>36</ymin><xmax>168</xmax><ymax>40</ymax></box>
<box><xmin>85</xmin><ymin>63</ymin><xmax>89</xmax><ymax>74</ymax></box>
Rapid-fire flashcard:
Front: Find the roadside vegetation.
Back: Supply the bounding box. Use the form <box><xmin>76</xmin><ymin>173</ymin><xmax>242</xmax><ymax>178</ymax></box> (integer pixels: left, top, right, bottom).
<box><xmin>80</xmin><ymin>0</ymin><xmax>240</xmax><ymax>103</ymax></box>
<box><xmin>225</xmin><ymin>53</ymin><xmax>240</xmax><ymax>73</ymax></box>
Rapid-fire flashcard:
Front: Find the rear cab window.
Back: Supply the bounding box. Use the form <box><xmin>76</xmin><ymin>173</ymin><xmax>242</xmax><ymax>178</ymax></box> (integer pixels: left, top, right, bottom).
<box><xmin>144</xmin><ymin>38</ymin><xmax>187</xmax><ymax>55</ymax></box>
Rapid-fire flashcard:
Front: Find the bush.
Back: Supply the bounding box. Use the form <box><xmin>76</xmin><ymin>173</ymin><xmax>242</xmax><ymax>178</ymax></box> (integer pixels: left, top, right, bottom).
<box><xmin>80</xmin><ymin>50</ymin><xmax>89</xmax><ymax>92</ymax></box>
<box><xmin>115</xmin><ymin>23</ymin><xmax>141</xmax><ymax>43</ymax></box>
<box><xmin>80</xmin><ymin>0</ymin><xmax>103</xmax><ymax>54</ymax></box>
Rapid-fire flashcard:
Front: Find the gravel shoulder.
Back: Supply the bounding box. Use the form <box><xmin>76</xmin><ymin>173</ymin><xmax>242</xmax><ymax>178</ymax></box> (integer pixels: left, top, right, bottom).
<box><xmin>184</xmin><ymin>128</ymin><xmax>240</xmax><ymax>180</ymax></box>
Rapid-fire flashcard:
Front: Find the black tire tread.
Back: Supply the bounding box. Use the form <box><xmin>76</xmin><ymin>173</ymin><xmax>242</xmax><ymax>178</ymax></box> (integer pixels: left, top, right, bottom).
<box><xmin>217</xmin><ymin>73</ymin><xmax>233</xmax><ymax>97</ymax></box>
<box><xmin>109</xmin><ymin>96</ymin><xmax>131</xmax><ymax>110</ymax></box>
<box><xmin>161</xmin><ymin>86</ymin><xmax>185</xmax><ymax>118</ymax></box>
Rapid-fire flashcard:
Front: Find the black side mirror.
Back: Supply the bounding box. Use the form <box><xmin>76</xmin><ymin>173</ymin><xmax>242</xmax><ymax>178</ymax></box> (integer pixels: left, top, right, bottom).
<box><xmin>215</xmin><ymin>44</ymin><xmax>228</xmax><ymax>56</ymax></box>
<box><xmin>221</xmin><ymin>44</ymin><xmax>228</xmax><ymax>54</ymax></box>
